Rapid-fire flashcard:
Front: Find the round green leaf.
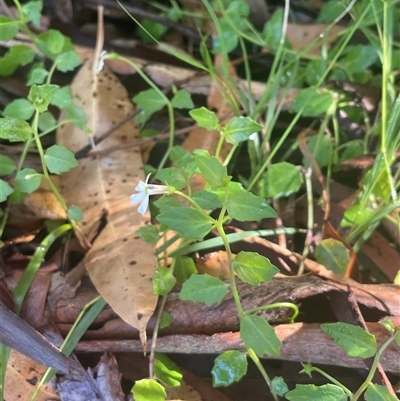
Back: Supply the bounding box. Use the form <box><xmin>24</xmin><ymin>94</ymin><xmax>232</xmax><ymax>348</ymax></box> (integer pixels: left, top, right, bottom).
<box><xmin>292</xmin><ymin>87</ymin><xmax>335</xmax><ymax>117</ymax></box>
<box><xmin>240</xmin><ymin>315</ymin><xmax>281</xmax><ymax>357</ymax></box>
<box><xmin>233</xmin><ymin>251</ymin><xmax>279</xmax><ymax>285</ymax></box>
<box><xmin>171</xmin><ymin>89</ymin><xmax>194</xmax><ymax>109</ymax></box>
<box><xmin>22</xmin><ymin>0</ymin><xmax>43</xmax><ymax>27</ymax></box>
<box><xmin>179</xmin><ymin>274</ymin><xmax>228</xmax><ymax>305</ymax></box>
<box><xmin>285</xmin><ymin>384</ymin><xmax>347</xmax><ymax>401</ymax></box>
<box><xmin>192</xmin><ymin>190</ymin><xmax>222</xmax><ymax>210</ymax></box>
<box><xmin>174</xmin><ymin>256</ymin><xmax>198</xmax><ymax>284</ymax></box>
<box><xmin>37</xmin><ymin>29</ymin><xmax>66</xmax><ymax>58</ymax></box>
<box><xmin>0</xmin><ymin>179</ymin><xmax>14</xmax><ymax>202</ymax></box>
<box><xmin>38</xmin><ymin>111</ymin><xmax>57</xmax><ymax>132</ymax></box>
<box><xmin>223</xmin><ymin>116</ymin><xmax>262</xmax><ymax>145</ymax></box>
<box><xmin>131</xmin><ymin>379</ymin><xmax>166</xmax><ymax>401</ymax></box>
<box><xmin>0</xmin><ymin>45</ymin><xmax>35</xmax><ymax>76</ymax></box>
<box><xmin>340</xmin><ymin>45</ymin><xmax>379</xmax><ymax>75</ymax></box>
<box><xmin>227</xmin><ymin>190</ymin><xmax>277</xmax><ymax>221</ymax></box>
<box><xmin>271</xmin><ymin>376</ymin><xmax>289</xmax><ymax>397</ymax></box>
<box><xmin>155</xmin><ymin>167</ymin><xmax>186</xmax><ymax>190</ymax></box>
<box><xmin>153</xmin><ymin>196</ymin><xmax>181</xmax><ymax>212</ymax></box>
<box><xmin>3</xmin><ymin>99</ymin><xmax>35</xmax><ymax>121</ymax></box>
<box><xmin>135</xmin><ymin>225</ymin><xmax>160</xmax><ymax>244</ymax></box>
<box><xmin>315</xmin><ymin>238</ymin><xmax>349</xmax><ymax>275</ymax></box>
<box><xmin>56</xmin><ymin>51</ymin><xmax>81</xmax><ymax>72</ymax></box>
<box><xmin>304</xmin><ymin>135</ymin><xmax>333</xmax><ymax>168</ymax></box>
<box><xmin>44</xmin><ymin>145</ymin><xmax>78</xmax><ymax>174</ymax></box>
<box><xmin>51</xmin><ymin>86</ymin><xmax>73</xmax><ymax>109</ymax></box>
<box><xmin>67</xmin><ymin>205</ymin><xmax>83</xmax><ymax>221</ymax></box>
<box><xmin>264</xmin><ymin>162</ymin><xmax>302</xmax><ymax>199</ymax></box>
<box><xmin>15</xmin><ymin>168</ymin><xmax>41</xmax><ymax>194</ymax></box>
<box><xmin>189</xmin><ymin>107</ymin><xmax>219</xmax><ymax>131</ymax></box>
<box><xmin>365</xmin><ymin>384</ymin><xmax>400</xmax><ymax>401</ymax></box>
<box><xmin>0</xmin><ymin>155</ymin><xmax>16</xmax><ymax>175</ymax></box>
<box><xmin>195</xmin><ymin>155</ymin><xmax>229</xmax><ymax>188</ymax></box>
<box><xmin>0</xmin><ymin>15</ymin><xmax>19</xmax><ymax>41</ymax></box>
<box><xmin>212</xmin><ymin>350</ymin><xmax>247</xmax><ymax>387</ymax></box>
<box><xmin>153</xmin><ymin>267</ymin><xmax>175</xmax><ymax>296</ymax></box>
<box><xmin>27</xmin><ymin>63</ymin><xmax>49</xmax><ymax>85</ymax></box>
<box><xmin>0</xmin><ymin>116</ymin><xmax>33</xmax><ymax>142</ymax></box>
<box><xmin>156</xmin><ymin>206</ymin><xmax>212</xmax><ymax>240</ymax></box>
<box><xmin>321</xmin><ymin>322</ymin><xmax>377</xmax><ymax>358</ymax></box>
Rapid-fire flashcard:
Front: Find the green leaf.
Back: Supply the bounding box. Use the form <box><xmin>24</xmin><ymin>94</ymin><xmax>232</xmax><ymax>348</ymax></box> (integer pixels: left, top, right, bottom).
<box><xmin>317</xmin><ymin>1</ymin><xmax>346</xmax><ymax>23</ymax></box>
<box><xmin>131</xmin><ymin>379</ymin><xmax>166</xmax><ymax>401</ymax></box>
<box><xmin>133</xmin><ymin>89</ymin><xmax>167</xmax><ymax>115</ymax></box>
<box><xmin>0</xmin><ymin>180</ymin><xmax>14</xmax><ymax>202</ymax></box>
<box><xmin>192</xmin><ymin>190</ymin><xmax>223</xmax><ymax>210</ymax></box>
<box><xmin>0</xmin><ymin>15</ymin><xmax>19</xmax><ymax>41</ymax></box>
<box><xmin>0</xmin><ymin>116</ymin><xmax>33</xmax><ymax>142</ymax></box>
<box><xmin>304</xmin><ymin>135</ymin><xmax>333</xmax><ymax>168</ymax></box>
<box><xmin>65</xmin><ymin>104</ymin><xmax>87</xmax><ymax>129</ymax></box>
<box><xmin>171</xmin><ymin>89</ymin><xmax>194</xmax><ymax>109</ymax></box>
<box><xmin>262</xmin><ymin>9</ymin><xmax>285</xmax><ymax>50</ymax></box>
<box><xmin>38</xmin><ymin>111</ymin><xmax>57</xmax><ymax>132</ymax></box>
<box><xmin>227</xmin><ymin>190</ymin><xmax>277</xmax><ymax>221</ymax></box>
<box><xmin>0</xmin><ymin>45</ymin><xmax>35</xmax><ymax>76</ymax></box>
<box><xmin>211</xmin><ymin>351</ymin><xmax>247</xmax><ymax>387</ymax></box>
<box><xmin>240</xmin><ymin>315</ymin><xmax>281</xmax><ymax>357</ymax></box>
<box><xmin>56</xmin><ymin>51</ymin><xmax>81</xmax><ymax>72</ymax></box>
<box><xmin>22</xmin><ymin>1</ymin><xmax>43</xmax><ymax>27</ymax></box>
<box><xmin>160</xmin><ymin>311</ymin><xmax>172</xmax><ymax>329</ymax></box>
<box><xmin>44</xmin><ymin>145</ymin><xmax>78</xmax><ymax>174</ymax></box>
<box><xmin>195</xmin><ymin>155</ymin><xmax>229</xmax><ymax>188</ymax></box>
<box><xmin>136</xmin><ymin>225</ymin><xmax>160</xmax><ymax>244</ymax></box>
<box><xmin>179</xmin><ymin>274</ymin><xmax>228</xmax><ymax>305</ymax></box>
<box><xmin>154</xmin><ymin>353</ymin><xmax>183</xmax><ymax>387</ymax></box>
<box><xmin>321</xmin><ymin>322</ymin><xmax>377</xmax><ymax>358</ymax></box>
<box><xmin>174</xmin><ymin>256</ymin><xmax>198</xmax><ymax>283</ymax></box>
<box><xmin>292</xmin><ymin>87</ymin><xmax>335</xmax><ymax>117</ymax></box>
<box><xmin>212</xmin><ymin>21</ymin><xmax>238</xmax><ymax>54</ymax></box>
<box><xmin>233</xmin><ymin>251</ymin><xmax>279</xmax><ymax>285</ymax></box>
<box><xmin>341</xmin><ymin>45</ymin><xmax>379</xmax><ymax>75</ymax></box>
<box><xmin>285</xmin><ymin>384</ymin><xmax>347</xmax><ymax>401</ymax></box>
<box><xmin>0</xmin><ymin>155</ymin><xmax>16</xmax><ymax>175</ymax></box>
<box><xmin>153</xmin><ymin>196</ymin><xmax>181</xmax><ymax>213</ymax></box>
<box><xmin>315</xmin><ymin>239</ymin><xmax>349</xmax><ymax>275</ymax></box>
<box><xmin>15</xmin><ymin>168</ymin><xmax>41</xmax><ymax>194</ymax></box>
<box><xmin>157</xmin><ymin>206</ymin><xmax>212</xmax><ymax>240</ymax></box>
<box><xmin>264</xmin><ymin>162</ymin><xmax>302</xmax><ymax>199</ymax></box>
<box><xmin>189</xmin><ymin>107</ymin><xmax>219</xmax><ymax>130</ymax></box>
<box><xmin>51</xmin><ymin>86</ymin><xmax>73</xmax><ymax>109</ymax></box>
<box><xmin>27</xmin><ymin>62</ymin><xmax>49</xmax><ymax>85</ymax></box>
<box><xmin>3</xmin><ymin>99</ymin><xmax>35</xmax><ymax>121</ymax></box>
<box><xmin>271</xmin><ymin>376</ymin><xmax>289</xmax><ymax>397</ymax></box>
<box><xmin>156</xmin><ymin>167</ymin><xmax>186</xmax><ymax>190</ymax></box>
<box><xmin>223</xmin><ymin>116</ymin><xmax>262</xmax><ymax>145</ymax></box>
<box><xmin>67</xmin><ymin>205</ymin><xmax>83</xmax><ymax>221</ymax></box>
<box><xmin>305</xmin><ymin>59</ymin><xmax>327</xmax><ymax>86</ymax></box>
<box><xmin>37</xmin><ymin>29</ymin><xmax>66</xmax><ymax>58</ymax></box>
<box><xmin>153</xmin><ymin>267</ymin><xmax>175</xmax><ymax>296</ymax></box>
<box><xmin>341</xmin><ymin>204</ymin><xmax>374</xmax><ymax>228</ymax></box>
<box><xmin>28</xmin><ymin>84</ymin><xmax>59</xmax><ymax>113</ymax></box>
<box><xmin>365</xmin><ymin>384</ymin><xmax>399</xmax><ymax>401</ymax></box>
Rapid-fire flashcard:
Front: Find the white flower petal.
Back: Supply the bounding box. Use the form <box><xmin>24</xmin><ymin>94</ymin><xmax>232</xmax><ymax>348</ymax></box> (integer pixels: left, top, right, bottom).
<box><xmin>138</xmin><ymin>195</ymin><xmax>149</xmax><ymax>215</ymax></box>
<box><xmin>130</xmin><ymin>192</ymin><xmax>146</xmax><ymax>205</ymax></box>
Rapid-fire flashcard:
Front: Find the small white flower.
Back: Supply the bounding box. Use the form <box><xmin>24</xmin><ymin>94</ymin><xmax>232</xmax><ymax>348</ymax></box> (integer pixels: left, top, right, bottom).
<box><xmin>97</xmin><ymin>51</ymin><xmax>108</xmax><ymax>74</ymax></box>
<box><xmin>130</xmin><ymin>173</ymin><xmax>169</xmax><ymax>215</ymax></box>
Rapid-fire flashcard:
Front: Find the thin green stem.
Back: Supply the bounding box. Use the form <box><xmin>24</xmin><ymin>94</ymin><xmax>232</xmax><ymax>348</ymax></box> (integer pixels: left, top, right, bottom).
<box><xmin>351</xmin><ymin>334</ymin><xmax>397</xmax><ymax>401</ymax></box>
<box><xmin>247</xmin><ymin>348</ymin><xmax>279</xmax><ymax>401</ymax></box>
<box><xmin>244</xmin><ymin>302</ymin><xmax>299</xmax><ymax>323</ymax></box>
<box><xmin>306</xmin><ymin>366</ymin><xmax>352</xmax><ymax>397</ymax></box>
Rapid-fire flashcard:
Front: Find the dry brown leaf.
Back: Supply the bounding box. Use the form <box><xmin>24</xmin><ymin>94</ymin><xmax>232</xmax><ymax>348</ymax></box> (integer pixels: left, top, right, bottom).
<box><xmin>5</xmin><ymin>350</ymin><xmax>60</xmax><ymax>401</ymax></box>
<box><xmin>57</xmin><ymin>58</ymin><xmax>158</xmax><ymax>349</ymax></box>
<box><xmin>286</xmin><ymin>23</ymin><xmax>344</xmax><ymax>55</ymax></box>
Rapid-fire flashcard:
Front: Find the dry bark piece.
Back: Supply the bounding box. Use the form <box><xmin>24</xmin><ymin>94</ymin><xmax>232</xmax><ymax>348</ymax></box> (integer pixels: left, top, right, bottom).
<box><xmin>52</xmin><ymin>275</ymin><xmax>400</xmax><ymax>340</ymax></box>
<box><xmin>75</xmin><ymin>322</ymin><xmax>399</xmax><ymax>373</ymax></box>
<box><xmin>57</xmin><ymin>58</ymin><xmax>158</xmax><ymax>348</ymax></box>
